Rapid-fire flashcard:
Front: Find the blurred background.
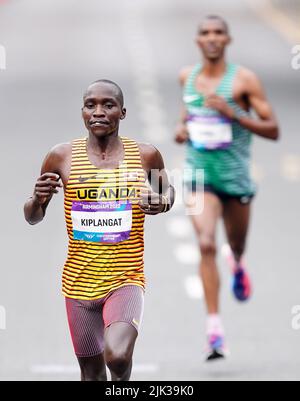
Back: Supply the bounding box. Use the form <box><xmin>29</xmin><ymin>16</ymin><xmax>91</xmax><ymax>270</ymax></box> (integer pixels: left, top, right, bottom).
<box><xmin>0</xmin><ymin>0</ymin><xmax>299</xmax><ymax>381</ymax></box>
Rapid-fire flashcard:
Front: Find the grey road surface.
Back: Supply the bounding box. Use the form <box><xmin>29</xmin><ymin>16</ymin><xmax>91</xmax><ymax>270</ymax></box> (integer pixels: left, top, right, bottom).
<box><xmin>0</xmin><ymin>0</ymin><xmax>299</xmax><ymax>381</ymax></box>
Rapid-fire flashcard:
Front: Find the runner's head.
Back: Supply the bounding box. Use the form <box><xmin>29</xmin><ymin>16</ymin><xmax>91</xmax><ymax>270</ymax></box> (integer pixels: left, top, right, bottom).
<box><xmin>196</xmin><ymin>15</ymin><xmax>231</xmax><ymax>62</ymax></box>
<box><xmin>82</xmin><ymin>80</ymin><xmax>126</xmax><ymax>137</ymax></box>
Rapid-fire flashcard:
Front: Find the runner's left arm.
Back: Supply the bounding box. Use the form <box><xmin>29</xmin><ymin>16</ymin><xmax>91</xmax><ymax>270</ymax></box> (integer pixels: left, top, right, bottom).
<box><xmin>138</xmin><ymin>144</ymin><xmax>175</xmax><ymax>216</ymax></box>
<box><xmin>205</xmin><ymin>70</ymin><xmax>279</xmax><ymax>141</ymax></box>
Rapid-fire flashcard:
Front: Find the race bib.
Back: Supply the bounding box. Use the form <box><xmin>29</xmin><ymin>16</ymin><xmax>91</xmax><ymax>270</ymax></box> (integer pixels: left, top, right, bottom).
<box><xmin>71</xmin><ymin>201</ymin><xmax>132</xmax><ymax>243</ymax></box>
<box><xmin>187</xmin><ymin>115</ymin><xmax>233</xmax><ymax>150</ymax></box>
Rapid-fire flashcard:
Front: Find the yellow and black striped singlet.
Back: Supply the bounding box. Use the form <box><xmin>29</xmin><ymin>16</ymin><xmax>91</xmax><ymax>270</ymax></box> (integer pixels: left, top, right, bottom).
<box><xmin>62</xmin><ymin>137</ymin><xmax>146</xmax><ymax>300</ymax></box>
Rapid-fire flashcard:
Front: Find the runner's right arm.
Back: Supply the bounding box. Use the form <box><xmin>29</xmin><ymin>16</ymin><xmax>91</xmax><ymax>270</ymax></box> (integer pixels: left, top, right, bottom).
<box><xmin>24</xmin><ymin>144</ymin><xmax>70</xmax><ymax>225</ymax></box>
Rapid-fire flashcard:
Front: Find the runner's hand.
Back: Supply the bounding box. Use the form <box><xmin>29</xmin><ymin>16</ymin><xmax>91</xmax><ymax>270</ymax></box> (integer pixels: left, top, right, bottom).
<box><xmin>33</xmin><ymin>173</ymin><xmax>62</xmax><ymax>205</ymax></box>
<box><xmin>205</xmin><ymin>95</ymin><xmax>235</xmax><ymax>119</ymax></box>
<box><xmin>138</xmin><ymin>188</ymin><xmax>167</xmax><ymax>215</ymax></box>
<box><xmin>175</xmin><ymin>123</ymin><xmax>189</xmax><ymax>144</ymax></box>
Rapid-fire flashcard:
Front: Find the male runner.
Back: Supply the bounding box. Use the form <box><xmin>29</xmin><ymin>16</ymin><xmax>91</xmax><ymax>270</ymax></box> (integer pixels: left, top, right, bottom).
<box><xmin>175</xmin><ymin>16</ymin><xmax>279</xmax><ymax>360</ymax></box>
<box><xmin>24</xmin><ymin>79</ymin><xmax>174</xmax><ymax>381</ymax></box>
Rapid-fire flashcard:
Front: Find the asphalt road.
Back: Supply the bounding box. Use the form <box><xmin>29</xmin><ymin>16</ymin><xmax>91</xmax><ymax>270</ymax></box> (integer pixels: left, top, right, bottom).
<box><xmin>0</xmin><ymin>0</ymin><xmax>299</xmax><ymax>381</ymax></box>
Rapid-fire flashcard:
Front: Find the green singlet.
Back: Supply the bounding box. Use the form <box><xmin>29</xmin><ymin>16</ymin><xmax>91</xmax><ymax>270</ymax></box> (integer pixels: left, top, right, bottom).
<box><xmin>183</xmin><ymin>63</ymin><xmax>255</xmax><ymax>196</ymax></box>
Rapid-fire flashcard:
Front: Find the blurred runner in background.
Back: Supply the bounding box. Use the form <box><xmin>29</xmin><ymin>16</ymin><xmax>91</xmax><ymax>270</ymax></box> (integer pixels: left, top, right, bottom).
<box><xmin>24</xmin><ymin>80</ymin><xmax>174</xmax><ymax>381</ymax></box>
<box><xmin>175</xmin><ymin>15</ymin><xmax>279</xmax><ymax>361</ymax></box>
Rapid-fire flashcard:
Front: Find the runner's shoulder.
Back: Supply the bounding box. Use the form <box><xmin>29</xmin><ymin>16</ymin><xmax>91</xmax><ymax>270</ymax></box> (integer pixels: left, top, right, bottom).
<box><xmin>137</xmin><ymin>143</ymin><xmax>163</xmax><ymax>169</ymax></box>
<box><xmin>179</xmin><ymin>65</ymin><xmax>194</xmax><ymax>86</ymax></box>
<box><xmin>47</xmin><ymin>142</ymin><xmax>72</xmax><ymax>160</ymax></box>
<box><xmin>237</xmin><ymin>66</ymin><xmax>261</xmax><ymax>87</ymax></box>
<box><xmin>138</xmin><ymin>142</ymin><xmax>160</xmax><ymax>159</ymax></box>
<box><xmin>41</xmin><ymin>143</ymin><xmax>72</xmax><ymax>176</ymax></box>
<box><xmin>44</xmin><ymin>143</ymin><xmax>72</xmax><ymax>169</ymax></box>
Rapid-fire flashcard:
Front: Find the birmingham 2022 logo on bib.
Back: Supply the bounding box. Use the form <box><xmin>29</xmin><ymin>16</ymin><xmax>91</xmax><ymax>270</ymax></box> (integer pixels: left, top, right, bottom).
<box><xmin>0</xmin><ymin>305</ymin><xmax>6</xmax><ymax>330</ymax></box>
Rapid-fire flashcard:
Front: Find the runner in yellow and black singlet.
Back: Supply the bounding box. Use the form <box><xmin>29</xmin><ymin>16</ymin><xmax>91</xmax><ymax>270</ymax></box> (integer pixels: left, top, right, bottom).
<box><xmin>24</xmin><ymin>79</ymin><xmax>175</xmax><ymax>381</ymax></box>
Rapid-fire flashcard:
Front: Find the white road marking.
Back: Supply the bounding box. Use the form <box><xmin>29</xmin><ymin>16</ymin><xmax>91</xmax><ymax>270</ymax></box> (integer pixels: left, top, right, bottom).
<box><xmin>133</xmin><ymin>364</ymin><xmax>159</xmax><ymax>374</ymax></box>
<box><xmin>174</xmin><ymin>243</ymin><xmax>199</xmax><ymax>265</ymax></box>
<box><xmin>31</xmin><ymin>363</ymin><xmax>159</xmax><ymax>375</ymax></box>
<box><xmin>0</xmin><ymin>45</ymin><xmax>6</xmax><ymax>70</ymax></box>
<box><xmin>166</xmin><ymin>216</ymin><xmax>192</xmax><ymax>239</ymax></box>
<box><xmin>281</xmin><ymin>154</ymin><xmax>300</xmax><ymax>182</ymax></box>
<box><xmin>184</xmin><ymin>275</ymin><xmax>204</xmax><ymax>300</ymax></box>
<box><xmin>0</xmin><ymin>305</ymin><xmax>6</xmax><ymax>330</ymax></box>
<box><xmin>31</xmin><ymin>365</ymin><xmax>78</xmax><ymax>375</ymax></box>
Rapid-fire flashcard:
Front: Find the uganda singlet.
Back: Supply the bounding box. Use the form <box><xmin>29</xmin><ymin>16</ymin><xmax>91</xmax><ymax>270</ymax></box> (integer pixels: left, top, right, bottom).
<box><xmin>62</xmin><ymin>137</ymin><xmax>146</xmax><ymax>300</ymax></box>
<box><xmin>183</xmin><ymin>63</ymin><xmax>256</xmax><ymax>196</ymax></box>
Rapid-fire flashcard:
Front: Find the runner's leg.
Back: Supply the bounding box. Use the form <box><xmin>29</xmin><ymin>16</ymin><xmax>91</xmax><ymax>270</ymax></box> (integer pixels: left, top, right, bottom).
<box><xmin>188</xmin><ymin>192</ymin><xmax>223</xmax><ymax>314</ymax></box>
<box><xmin>66</xmin><ymin>298</ymin><xmax>107</xmax><ymax>381</ymax></box>
<box><xmin>223</xmin><ymin>199</ymin><xmax>251</xmax><ymax>262</ymax></box>
<box><xmin>188</xmin><ymin>192</ymin><xmax>228</xmax><ymax>359</ymax></box>
<box><xmin>223</xmin><ymin>198</ymin><xmax>252</xmax><ymax>301</ymax></box>
<box><xmin>77</xmin><ymin>354</ymin><xmax>107</xmax><ymax>382</ymax></box>
<box><xmin>104</xmin><ymin>286</ymin><xmax>144</xmax><ymax>381</ymax></box>
<box><xmin>104</xmin><ymin>323</ymin><xmax>137</xmax><ymax>381</ymax></box>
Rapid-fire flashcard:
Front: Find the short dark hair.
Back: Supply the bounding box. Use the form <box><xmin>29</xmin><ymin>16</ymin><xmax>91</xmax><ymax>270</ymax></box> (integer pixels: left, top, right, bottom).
<box><xmin>85</xmin><ymin>79</ymin><xmax>124</xmax><ymax>107</ymax></box>
<box><xmin>199</xmin><ymin>15</ymin><xmax>229</xmax><ymax>34</ymax></box>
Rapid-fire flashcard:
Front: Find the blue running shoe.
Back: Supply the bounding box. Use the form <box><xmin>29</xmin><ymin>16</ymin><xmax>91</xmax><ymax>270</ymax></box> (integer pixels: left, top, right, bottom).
<box><xmin>232</xmin><ymin>267</ymin><xmax>252</xmax><ymax>302</ymax></box>
<box><xmin>222</xmin><ymin>244</ymin><xmax>252</xmax><ymax>302</ymax></box>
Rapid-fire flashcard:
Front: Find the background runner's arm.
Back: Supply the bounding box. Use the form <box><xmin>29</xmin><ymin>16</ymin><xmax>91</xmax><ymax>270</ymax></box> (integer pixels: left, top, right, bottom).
<box><xmin>175</xmin><ymin>105</ymin><xmax>189</xmax><ymax>144</ymax></box>
<box><xmin>175</xmin><ymin>66</ymin><xmax>193</xmax><ymax>144</ymax></box>
<box><xmin>234</xmin><ymin>71</ymin><xmax>279</xmax><ymax>140</ymax></box>
<box><xmin>205</xmin><ymin>71</ymin><xmax>280</xmax><ymax>140</ymax></box>
<box><xmin>179</xmin><ymin>105</ymin><xmax>189</xmax><ymax>124</ymax></box>
<box><xmin>24</xmin><ymin>147</ymin><xmax>64</xmax><ymax>225</ymax></box>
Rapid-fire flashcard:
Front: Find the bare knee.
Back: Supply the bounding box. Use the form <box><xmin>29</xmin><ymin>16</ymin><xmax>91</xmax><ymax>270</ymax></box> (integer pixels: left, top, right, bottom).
<box><xmin>200</xmin><ymin>236</ymin><xmax>217</xmax><ymax>257</ymax></box>
<box><xmin>106</xmin><ymin>348</ymin><xmax>131</xmax><ymax>376</ymax></box>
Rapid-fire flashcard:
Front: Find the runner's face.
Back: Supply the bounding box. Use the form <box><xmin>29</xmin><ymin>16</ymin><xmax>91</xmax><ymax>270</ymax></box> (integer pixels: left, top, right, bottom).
<box><xmin>82</xmin><ymin>83</ymin><xmax>126</xmax><ymax>137</ymax></box>
<box><xmin>196</xmin><ymin>20</ymin><xmax>230</xmax><ymax>61</ymax></box>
